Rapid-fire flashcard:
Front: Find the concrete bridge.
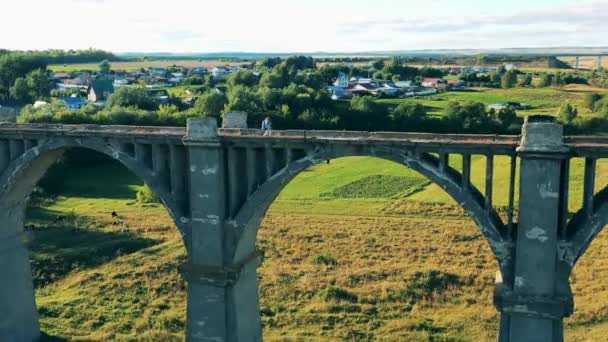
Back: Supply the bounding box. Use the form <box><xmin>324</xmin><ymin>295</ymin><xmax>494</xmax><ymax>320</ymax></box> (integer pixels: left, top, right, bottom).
<box><xmin>555</xmin><ymin>54</ymin><xmax>608</xmax><ymax>69</ymax></box>
<box><xmin>0</xmin><ymin>116</ymin><xmax>607</xmax><ymax>341</ymax></box>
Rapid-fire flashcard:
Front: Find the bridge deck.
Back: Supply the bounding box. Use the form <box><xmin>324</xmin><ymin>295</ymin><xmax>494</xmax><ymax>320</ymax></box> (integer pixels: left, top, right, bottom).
<box><xmin>0</xmin><ymin>123</ymin><xmax>606</xmax><ymax>157</ymax></box>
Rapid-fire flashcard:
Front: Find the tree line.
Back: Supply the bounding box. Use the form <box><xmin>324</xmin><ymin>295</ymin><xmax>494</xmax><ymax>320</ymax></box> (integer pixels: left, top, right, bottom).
<box><xmin>14</xmin><ymin>55</ymin><xmax>608</xmax><ymax>135</ymax></box>
<box><xmin>0</xmin><ymin>49</ymin><xmax>117</xmax><ymax>103</ymax></box>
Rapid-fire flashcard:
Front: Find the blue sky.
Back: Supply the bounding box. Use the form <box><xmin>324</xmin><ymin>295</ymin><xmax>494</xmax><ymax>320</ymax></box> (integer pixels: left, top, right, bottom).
<box><xmin>1</xmin><ymin>0</ymin><xmax>606</xmax><ymax>52</ymax></box>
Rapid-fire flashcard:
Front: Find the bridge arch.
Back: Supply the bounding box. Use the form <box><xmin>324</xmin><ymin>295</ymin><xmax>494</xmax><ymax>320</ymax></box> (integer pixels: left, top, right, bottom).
<box><xmin>230</xmin><ymin>144</ymin><xmax>512</xmax><ymax>276</ymax></box>
<box><xmin>0</xmin><ymin>136</ymin><xmax>189</xmax><ymax>341</ymax></box>
<box><xmin>0</xmin><ymin>137</ymin><xmax>188</xmax><ymax>238</ymax></box>
<box><xmin>567</xmin><ymin>186</ymin><xmax>608</xmax><ymax>268</ymax></box>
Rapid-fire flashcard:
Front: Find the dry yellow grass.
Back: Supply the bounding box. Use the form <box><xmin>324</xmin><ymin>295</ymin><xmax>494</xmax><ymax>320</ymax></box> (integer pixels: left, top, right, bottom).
<box><xmin>29</xmin><ymin>156</ymin><xmax>608</xmax><ymax>341</ymax></box>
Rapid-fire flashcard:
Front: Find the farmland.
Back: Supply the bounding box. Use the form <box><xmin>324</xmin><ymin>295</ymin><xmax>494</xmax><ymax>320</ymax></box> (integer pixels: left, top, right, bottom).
<box><xmin>27</xmin><ymin>152</ymin><xmax>608</xmax><ymax>341</ymax></box>
<box><xmin>48</xmin><ymin>60</ymin><xmax>250</xmax><ymax>72</ymax></box>
<box><xmin>377</xmin><ymin>85</ymin><xmax>608</xmax><ymax>117</ymax></box>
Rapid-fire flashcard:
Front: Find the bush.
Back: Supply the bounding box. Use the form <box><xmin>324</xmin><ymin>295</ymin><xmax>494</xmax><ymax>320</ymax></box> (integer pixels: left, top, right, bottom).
<box><xmin>317</xmin><ymin>286</ymin><xmax>358</xmax><ymax>303</ymax></box>
<box><xmin>584</xmin><ymin>93</ymin><xmax>603</xmax><ymax>110</ymax></box>
<box><xmin>558</xmin><ymin>103</ymin><xmax>578</xmax><ymax>124</ymax></box>
<box><xmin>392</xmin><ymin>270</ymin><xmax>461</xmax><ymax>303</ymax></box>
<box><xmin>311</xmin><ymin>254</ymin><xmax>338</xmax><ymax>266</ymax></box>
<box><xmin>136</xmin><ymin>184</ymin><xmax>161</xmax><ymax>204</ymax></box>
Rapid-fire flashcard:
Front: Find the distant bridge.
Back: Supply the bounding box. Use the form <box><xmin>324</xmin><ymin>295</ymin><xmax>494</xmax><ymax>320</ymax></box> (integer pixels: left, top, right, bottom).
<box><xmin>0</xmin><ymin>116</ymin><xmax>607</xmax><ymax>341</ymax></box>
<box><xmin>554</xmin><ymin>53</ymin><xmax>608</xmax><ymax>69</ymax></box>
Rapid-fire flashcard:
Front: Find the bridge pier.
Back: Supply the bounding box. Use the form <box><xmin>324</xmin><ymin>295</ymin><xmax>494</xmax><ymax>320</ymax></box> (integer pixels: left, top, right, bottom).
<box><xmin>180</xmin><ymin>118</ymin><xmax>262</xmax><ymax>342</ymax></box>
<box><xmin>496</xmin><ymin>116</ymin><xmax>572</xmax><ymax>342</ymax></box>
<box><xmin>0</xmin><ymin>206</ymin><xmax>40</xmax><ymax>342</ymax></box>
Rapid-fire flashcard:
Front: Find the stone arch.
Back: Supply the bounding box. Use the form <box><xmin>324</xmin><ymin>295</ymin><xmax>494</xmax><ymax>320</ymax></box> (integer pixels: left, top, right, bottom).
<box><xmin>0</xmin><ymin>137</ymin><xmax>188</xmax><ymax>237</ymax></box>
<box><xmin>0</xmin><ymin>137</ymin><xmax>189</xmax><ymax>341</ymax></box>
<box><xmin>567</xmin><ymin>186</ymin><xmax>608</xmax><ymax>267</ymax></box>
<box><xmin>230</xmin><ymin>144</ymin><xmax>511</xmax><ymax>276</ymax></box>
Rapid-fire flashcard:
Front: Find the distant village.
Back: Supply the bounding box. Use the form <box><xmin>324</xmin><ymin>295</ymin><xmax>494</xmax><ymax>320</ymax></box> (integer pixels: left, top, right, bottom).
<box><xmin>30</xmin><ymin>62</ymin><xmax>520</xmax><ymax>112</ymax></box>
<box><xmin>47</xmin><ymin>64</ymin><xmax>256</xmax><ymax>110</ymax></box>
<box><xmin>326</xmin><ymin>65</ymin><xmax>516</xmax><ymax>100</ymax></box>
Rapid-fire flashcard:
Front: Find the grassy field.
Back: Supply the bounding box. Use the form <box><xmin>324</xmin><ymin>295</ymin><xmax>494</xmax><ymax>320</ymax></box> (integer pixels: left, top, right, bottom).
<box><xmin>377</xmin><ymin>85</ymin><xmax>608</xmax><ymax>117</ymax></box>
<box><xmin>27</xmin><ymin>152</ymin><xmax>608</xmax><ymax>341</ymax></box>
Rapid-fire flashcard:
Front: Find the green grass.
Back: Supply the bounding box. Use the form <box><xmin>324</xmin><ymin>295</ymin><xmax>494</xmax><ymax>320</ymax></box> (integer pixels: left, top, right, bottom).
<box><xmin>26</xmin><ymin>151</ymin><xmax>608</xmax><ymax>341</ymax></box>
<box><xmin>377</xmin><ymin>86</ymin><xmax>608</xmax><ymax>117</ymax></box>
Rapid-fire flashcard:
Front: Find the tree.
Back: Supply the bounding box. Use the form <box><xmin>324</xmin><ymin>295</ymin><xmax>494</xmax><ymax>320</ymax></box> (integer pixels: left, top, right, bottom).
<box><xmin>347</xmin><ymin>96</ymin><xmax>388</xmax><ymax>130</ymax></box>
<box><xmin>518</xmin><ymin>75</ymin><xmax>533</xmax><ymax>87</ymax></box>
<box><xmin>106</xmin><ymin>87</ymin><xmax>159</xmax><ymax>110</ymax></box>
<box><xmin>390</xmin><ymin>102</ymin><xmax>426</xmax><ymax>130</ymax></box>
<box><xmin>225</xmin><ymin>85</ymin><xmax>261</xmax><ymax>113</ymax></box>
<box><xmin>539</xmin><ymin>74</ymin><xmax>554</xmax><ymax>87</ymax></box>
<box><xmin>259</xmin><ymin>72</ymin><xmax>284</xmax><ymax>88</ymax></box>
<box><xmin>583</xmin><ymin>92</ymin><xmax>602</xmax><ymax>110</ymax></box>
<box><xmin>284</xmin><ymin>56</ymin><xmax>315</xmax><ymax>70</ymax></box>
<box><xmin>25</xmin><ymin>68</ymin><xmax>52</xmax><ymax>100</ymax></box>
<box><xmin>554</xmin><ymin>73</ymin><xmax>566</xmax><ymax>87</ymax></box>
<box><xmin>497</xmin><ymin>65</ymin><xmax>507</xmax><ymax>75</ymax></box>
<box><xmin>258</xmin><ymin>57</ymin><xmax>282</xmax><ymax>69</ymax></box>
<box><xmin>489</xmin><ymin>72</ymin><xmax>501</xmax><ymax>84</ymax></box>
<box><xmin>419</xmin><ymin>66</ymin><xmax>444</xmax><ymax>78</ymax></box>
<box><xmin>0</xmin><ymin>53</ymin><xmax>47</xmax><ymax>96</ymax></box>
<box><xmin>9</xmin><ymin>77</ymin><xmax>31</xmax><ymax>103</ymax></box>
<box><xmin>493</xmin><ymin>106</ymin><xmax>518</xmax><ymax>129</ymax></box>
<box><xmin>371</xmin><ymin>59</ymin><xmax>385</xmax><ymax>70</ymax></box>
<box><xmin>373</xmin><ymin>71</ymin><xmax>383</xmax><ymax>80</ymax></box>
<box><xmin>445</xmin><ymin>101</ymin><xmax>493</xmax><ymax>132</ymax></box>
<box><xmin>99</xmin><ymin>59</ymin><xmax>111</xmax><ymax>74</ymax></box>
<box><xmin>350</xmin><ymin>95</ymin><xmax>377</xmax><ymax>113</ymax></box>
<box><xmin>227</xmin><ymin>69</ymin><xmax>258</xmax><ymax>88</ymax></box>
<box><xmin>501</xmin><ymin>70</ymin><xmax>518</xmax><ymax>89</ymax></box>
<box><xmin>193</xmin><ymin>91</ymin><xmax>228</xmax><ymax>118</ymax></box>
<box><xmin>558</xmin><ymin>103</ymin><xmax>578</xmax><ymax>124</ymax></box>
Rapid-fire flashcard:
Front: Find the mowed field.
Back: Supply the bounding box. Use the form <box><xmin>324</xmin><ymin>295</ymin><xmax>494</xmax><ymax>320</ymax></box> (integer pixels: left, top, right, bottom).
<box><xmin>377</xmin><ymin>85</ymin><xmax>608</xmax><ymax>117</ymax></box>
<box><xmin>28</xmin><ymin>154</ymin><xmax>608</xmax><ymax>341</ymax></box>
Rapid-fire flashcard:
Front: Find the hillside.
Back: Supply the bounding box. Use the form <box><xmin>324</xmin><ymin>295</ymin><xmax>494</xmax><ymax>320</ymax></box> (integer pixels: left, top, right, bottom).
<box><xmin>29</xmin><ymin>155</ymin><xmax>608</xmax><ymax>341</ymax></box>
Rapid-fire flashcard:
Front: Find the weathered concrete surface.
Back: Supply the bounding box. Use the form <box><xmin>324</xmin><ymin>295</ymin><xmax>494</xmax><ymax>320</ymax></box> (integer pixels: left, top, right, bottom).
<box><xmin>496</xmin><ymin>116</ymin><xmax>572</xmax><ymax>342</ymax></box>
<box><xmin>0</xmin><ymin>208</ymin><xmax>39</xmax><ymax>342</ymax></box>
<box><xmin>0</xmin><ymin>117</ymin><xmax>606</xmax><ymax>341</ymax></box>
<box><xmin>0</xmin><ymin>106</ymin><xmax>17</xmax><ymax>123</ymax></box>
<box><xmin>222</xmin><ymin>111</ymin><xmax>248</xmax><ymax>129</ymax></box>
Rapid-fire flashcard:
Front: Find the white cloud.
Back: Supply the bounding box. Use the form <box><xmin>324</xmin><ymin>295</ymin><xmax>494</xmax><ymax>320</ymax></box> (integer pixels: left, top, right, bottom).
<box><xmin>0</xmin><ymin>0</ymin><xmax>606</xmax><ymax>52</ymax></box>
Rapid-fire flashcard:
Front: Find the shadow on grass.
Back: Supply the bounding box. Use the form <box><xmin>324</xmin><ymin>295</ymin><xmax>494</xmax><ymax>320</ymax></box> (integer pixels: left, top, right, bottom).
<box><xmin>26</xmin><ymin>208</ymin><xmax>161</xmax><ymax>288</ymax></box>
<box><xmin>39</xmin><ymin>332</ymin><xmax>68</xmax><ymax>342</ymax></box>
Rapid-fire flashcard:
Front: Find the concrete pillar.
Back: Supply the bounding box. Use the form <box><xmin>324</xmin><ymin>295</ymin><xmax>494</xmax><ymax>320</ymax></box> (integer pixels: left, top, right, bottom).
<box><xmin>169</xmin><ymin>144</ymin><xmax>187</xmax><ymax>213</ymax></box>
<box><xmin>182</xmin><ymin>117</ymin><xmax>229</xmax><ymax>341</ymax></box>
<box><xmin>575</xmin><ymin>56</ymin><xmax>580</xmax><ymax>70</ymax></box>
<box><xmin>151</xmin><ymin>144</ymin><xmax>168</xmax><ymax>187</ymax></box>
<box><xmin>8</xmin><ymin>140</ymin><xmax>23</xmax><ymax>161</ymax></box>
<box><xmin>0</xmin><ymin>206</ymin><xmax>40</xmax><ymax>342</ymax></box>
<box><xmin>598</xmin><ymin>56</ymin><xmax>603</xmax><ymax>69</ymax></box>
<box><xmin>498</xmin><ymin>116</ymin><xmax>571</xmax><ymax>342</ymax></box>
<box><xmin>181</xmin><ymin>117</ymin><xmax>263</xmax><ymax>341</ymax></box>
<box><xmin>0</xmin><ymin>140</ymin><xmax>10</xmax><ymax>173</ymax></box>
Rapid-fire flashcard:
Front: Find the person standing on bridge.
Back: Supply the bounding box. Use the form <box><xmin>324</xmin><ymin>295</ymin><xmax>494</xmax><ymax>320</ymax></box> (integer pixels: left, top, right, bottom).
<box><xmin>261</xmin><ymin>117</ymin><xmax>272</xmax><ymax>136</ymax></box>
